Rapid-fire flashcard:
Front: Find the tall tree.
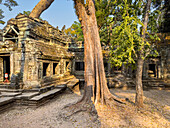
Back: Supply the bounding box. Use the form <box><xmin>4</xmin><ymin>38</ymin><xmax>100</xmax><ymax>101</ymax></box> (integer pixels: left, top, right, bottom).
<box><xmin>135</xmin><ymin>0</ymin><xmax>152</xmax><ymax>108</ymax></box>
<box><xmin>73</xmin><ymin>0</ymin><xmax>124</xmax><ymax>105</ymax></box>
<box><xmin>29</xmin><ymin>0</ymin><xmax>124</xmax><ymax>108</ymax></box>
<box><xmin>109</xmin><ymin>0</ymin><xmax>161</xmax><ymax>107</ymax></box>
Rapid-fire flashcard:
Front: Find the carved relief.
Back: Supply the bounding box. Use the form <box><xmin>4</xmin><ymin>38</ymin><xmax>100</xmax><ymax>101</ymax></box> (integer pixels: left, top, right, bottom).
<box><xmin>27</xmin><ymin>65</ymin><xmax>34</xmax><ymax>80</ymax></box>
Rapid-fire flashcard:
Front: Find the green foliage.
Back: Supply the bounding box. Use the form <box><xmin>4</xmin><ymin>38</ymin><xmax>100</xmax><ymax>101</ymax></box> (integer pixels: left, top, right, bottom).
<box><xmin>64</xmin><ymin>21</ymin><xmax>84</xmax><ymax>41</ymax></box>
<box><xmin>95</xmin><ymin>0</ymin><xmax>116</xmax><ymax>29</ymax></box>
<box><xmin>2</xmin><ymin>0</ymin><xmax>18</xmax><ymax>11</ymax></box>
<box><xmin>109</xmin><ymin>0</ymin><xmax>160</xmax><ymax>67</ymax></box>
<box><xmin>23</xmin><ymin>11</ymin><xmax>31</xmax><ymax>16</ymax></box>
<box><xmin>109</xmin><ymin>0</ymin><xmax>143</xmax><ymax>67</ymax></box>
<box><xmin>0</xmin><ymin>0</ymin><xmax>18</xmax><ymax>24</ymax></box>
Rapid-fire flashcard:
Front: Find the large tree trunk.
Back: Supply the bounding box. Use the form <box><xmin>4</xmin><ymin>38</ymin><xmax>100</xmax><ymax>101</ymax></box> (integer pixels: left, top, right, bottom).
<box><xmin>135</xmin><ymin>0</ymin><xmax>151</xmax><ymax>107</ymax></box>
<box><xmin>29</xmin><ymin>0</ymin><xmax>124</xmax><ymax>108</ymax></box>
<box><xmin>29</xmin><ymin>0</ymin><xmax>54</xmax><ymax>18</ymax></box>
<box><xmin>74</xmin><ymin>0</ymin><xmax>123</xmax><ymax>105</ymax></box>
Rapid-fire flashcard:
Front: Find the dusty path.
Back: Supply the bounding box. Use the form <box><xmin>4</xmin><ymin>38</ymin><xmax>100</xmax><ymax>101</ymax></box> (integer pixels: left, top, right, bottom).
<box><xmin>0</xmin><ymin>90</ymin><xmax>100</xmax><ymax>128</ymax></box>
<box><xmin>0</xmin><ymin>89</ymin><xmax>169</xmax><ymax>128</ymax></box>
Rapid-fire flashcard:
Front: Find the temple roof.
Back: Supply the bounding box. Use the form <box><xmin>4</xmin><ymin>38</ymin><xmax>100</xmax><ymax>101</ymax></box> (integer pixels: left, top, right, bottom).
<box><xmin>35</xmin><ymin>41</ymin><xmax>74</xmax><ymax>59</ymax></box>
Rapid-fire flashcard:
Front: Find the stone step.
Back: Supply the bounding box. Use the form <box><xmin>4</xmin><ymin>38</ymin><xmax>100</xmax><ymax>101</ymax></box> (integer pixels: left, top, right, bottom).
<box><xmin>22</xmin><ymin>85</ymin><xmax>55</xmax><ymax>93</ymax></box>
<box><xmin>0</xmin><ymin>83</ymin><xmax>67</xmax><ymax>111</ymax></box>
<box><xmin>1</xmin><ymin>92</ymin><xmax>22</xmax><ymax>97</ymax></box>
<box><xmin>0</xmin><ymin>97</ymin><xmax>14</xmax><ymax>106</ymax></box>
<box><xmin>28</xmin><ymin>86</ymin><xmax>66</xmax><ymax>107</ymax></box>
<box><xmin>0</xmin><ymin>97</ymin><xmax>14</xmax><ymax>113</ymax></box>
<box><xmin>39</xmin><ymin>85</ymin><xmax>55</xmax><ymax>93</ymax></box>
<box><xmin>55</xmin><ymin>84</ymin><xmax>67</xmax><ymax>88</ymax></box>
<box><xmin>15</xmin><ymin>92</ymin><xmax>40</xmax><ymax>100</ymax></box>
<box><xmin>0</xmin><ymin>88</ymin><xmax>20</xmax><ymax>93</ymax></box>
<box><xmin>30</xmin><ymin>88</ymin><xmax>62</xmax><ymax>101</ymax></box>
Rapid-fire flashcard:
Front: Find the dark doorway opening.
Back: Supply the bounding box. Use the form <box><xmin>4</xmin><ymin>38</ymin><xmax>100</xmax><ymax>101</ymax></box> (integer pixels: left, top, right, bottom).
<box><xmin>43</xmin><ymin>63</ymin><xmax>49</xmax><ymax>76</ymax></box>
<box><xmin>3</xmin><ymin>56</ymin><xmax>10</xmax><ymax>80</ymax></box>
<box><xmin>149</xmin><ymin>64</ymin><xmax>156</xmax><ymax>77</ymax></box>
<box><xmin>75</xmin><ymin>62</ymin><xmax>84</xmax><ymax>71</ymax></box>
<box><xmin>53</xmin><ymin>63</ymin><xmax>58</xmax><ymax>75</ymax></box>
<box><xmin>66</xmin><ymin>62</ymin><xmax>69</xmax><ymax>71</ymax></box>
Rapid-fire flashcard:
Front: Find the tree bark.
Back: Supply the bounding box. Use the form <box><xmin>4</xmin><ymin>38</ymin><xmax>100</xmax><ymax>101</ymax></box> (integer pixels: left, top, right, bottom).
<box><xmin>74</xmin><ymin>0</ymin><xmax>123</xmax><ymax>105</ymax></box>
<box><xmin>135</xmin><ymin>0</ymin><xmax>152</xmax><ymax>107</ymax></box>
<box><xmin>30</xmin><ymin>0</ymin><xmax>124</xmax><ymax>107</ymax></box>
<box><xmin>29</xmin><ymin>0</ymin><xmax>54</xmax><ymax>18</ymax></box>
<box><xmin>135</xmin><ymin>58</ymin><xmax>144</xmax><ymax>107</ymax></box>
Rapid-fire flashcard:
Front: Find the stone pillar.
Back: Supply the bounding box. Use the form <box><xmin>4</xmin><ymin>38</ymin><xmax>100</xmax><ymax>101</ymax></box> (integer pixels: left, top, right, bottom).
<box><xmin>39</xmin><ymin>62</ymin><xmax>43</xmax><ymax>79</ymax></box>
<box><xmin>10</xmin><ymin>52</ymin><xmax>14</xmax><ymax>79</ymax></box>
<box><xmin>158</xmin><ymin>65</ymin><xmax>161</xmax><ymax>79</ymax></box>
<box><xmin>60</xmin><ymin>59</ymin><xmax>64</xmax><ymax>74</ymax></box>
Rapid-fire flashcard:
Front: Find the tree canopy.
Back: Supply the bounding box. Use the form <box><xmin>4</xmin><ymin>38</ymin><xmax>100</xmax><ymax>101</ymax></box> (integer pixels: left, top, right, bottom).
<box><xmin>64</xmin><ymin>21</ymin><xmax>84</xmax><ymax>41</ymax></box>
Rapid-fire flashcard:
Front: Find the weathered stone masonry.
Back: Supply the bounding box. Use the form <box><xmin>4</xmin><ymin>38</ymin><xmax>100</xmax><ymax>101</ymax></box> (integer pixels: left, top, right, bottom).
<box><xmin>0</xmin><ymin>14</ymin><xmax>73</xmax><ymax>89</ymax></box>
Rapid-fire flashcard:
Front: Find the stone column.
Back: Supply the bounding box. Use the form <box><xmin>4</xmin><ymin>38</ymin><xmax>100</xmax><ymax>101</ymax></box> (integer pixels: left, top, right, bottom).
<box><xmin>10</xmin><ymin>52</ymin><xmax>14</xmax><ymax>79</ymax></box>
<box><xmin>60</xmin><ymin>59</ymin><xmax>64</xmax><ymax>75</ymax></box>
<box><xmin>158</xmin><ymin>65</ymin><xmax>161</xmax><ymax>79</ymax></box>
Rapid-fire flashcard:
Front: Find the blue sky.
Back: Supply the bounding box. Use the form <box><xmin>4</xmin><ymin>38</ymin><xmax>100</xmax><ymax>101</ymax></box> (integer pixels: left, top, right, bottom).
<box><xmin>0</xmin><ymin>0</ymin><xmax>78</xmax><ymax>30</ymax></box>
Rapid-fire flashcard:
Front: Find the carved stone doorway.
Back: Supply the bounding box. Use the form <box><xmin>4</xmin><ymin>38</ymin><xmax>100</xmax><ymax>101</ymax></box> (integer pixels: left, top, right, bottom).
<box><xmin>0</xmin><ymin>56</ymin><xmax>10</xmax><ymax>81</ymax></box>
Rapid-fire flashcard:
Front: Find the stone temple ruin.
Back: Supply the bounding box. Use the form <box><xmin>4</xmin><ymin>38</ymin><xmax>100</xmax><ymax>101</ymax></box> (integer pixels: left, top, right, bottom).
<box><xmin>0</xmin><ymin>14</ymin><xmax>73</xmax><ymax>89</ymax></box>
<box><xmin>0</xmin><ymin>13</ymin><xmax>169</xmax><ymax>90</ymax></box>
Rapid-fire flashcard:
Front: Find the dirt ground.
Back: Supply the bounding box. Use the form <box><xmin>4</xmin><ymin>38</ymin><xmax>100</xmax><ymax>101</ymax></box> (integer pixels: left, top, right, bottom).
<box><xmin>0</xmin><ymin>88</ymin><xmax>169</xmax><ymax>128</ymax></box>
<box><xmin>98</xmin><ymin>89</ymin><xmax>170</xmax><ymax>128</ymax></box>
